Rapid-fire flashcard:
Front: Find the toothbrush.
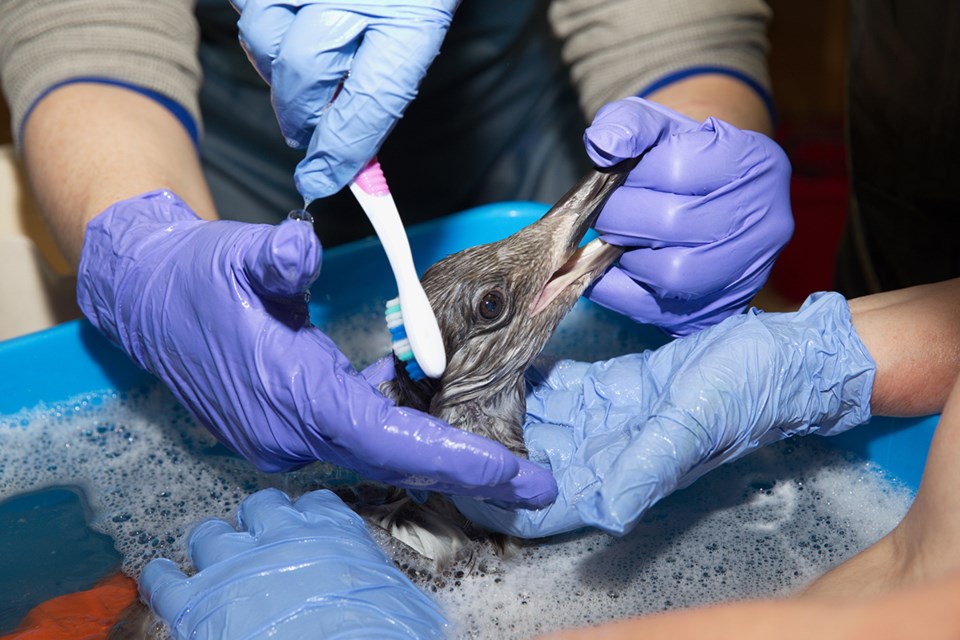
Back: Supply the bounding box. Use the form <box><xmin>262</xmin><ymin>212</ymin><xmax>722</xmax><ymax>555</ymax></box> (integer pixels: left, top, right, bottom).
<box><xmin>350</xmin><ymin>158</ymin><xmax>446</xmax><ymax>380</ymax></box>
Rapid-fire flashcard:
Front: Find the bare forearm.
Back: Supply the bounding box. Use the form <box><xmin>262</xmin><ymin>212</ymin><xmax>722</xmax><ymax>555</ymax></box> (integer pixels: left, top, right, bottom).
<box><xmin>849</xmin><ymin>278</ymin><xmax>960</xmax><ymax>417</ymax></box>
<box><xmin>21</xmin><ymin>83</ymin><xmax>217</xmax><ymax>266</ymax></box>
<box><xmin>802</xmin><ymin>341</ymin><xmax>960</xmax><ymax>602</ymax></box>
<box><xmin>538</xmin><ymin>568</ymin><xmax>960</xmax><ymax>640</ymax></box>
<box><xmin>645</xmin><ymin>74</ymin><xmax>773</xmax><ymax>135</ymax></box>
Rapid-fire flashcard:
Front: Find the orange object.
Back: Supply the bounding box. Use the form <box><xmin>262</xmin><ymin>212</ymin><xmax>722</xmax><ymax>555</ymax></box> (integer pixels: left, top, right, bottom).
<box><xmin>1</xmin><ymin>572</ymin><xmax>138</xmax><ymax>640</ymax></box>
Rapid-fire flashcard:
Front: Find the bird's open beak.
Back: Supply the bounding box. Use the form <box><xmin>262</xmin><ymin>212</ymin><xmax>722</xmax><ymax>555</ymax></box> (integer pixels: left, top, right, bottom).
<box><xmin>529</xmin><ymin>158</ymin><xmax>637</xmax><ymax>316</ymax></box>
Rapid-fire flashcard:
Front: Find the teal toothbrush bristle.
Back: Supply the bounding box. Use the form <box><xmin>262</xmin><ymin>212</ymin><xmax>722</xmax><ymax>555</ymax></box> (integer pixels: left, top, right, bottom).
<box><xmin>385</xmin><ymin>297</ymin><xmax>425</xmax><ymax>381</ymax></box>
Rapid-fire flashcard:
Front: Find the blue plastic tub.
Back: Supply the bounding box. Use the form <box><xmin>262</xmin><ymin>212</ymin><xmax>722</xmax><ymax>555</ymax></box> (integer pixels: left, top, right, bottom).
<box><xmin>0</xmin><ymin>200</ymin><xmax>939</xmax><ymax>490</ymax></box>
<box><xmin>0</xmin><ymin>202</ymin><xmax>940</xmax><ymax>628</ymax></box>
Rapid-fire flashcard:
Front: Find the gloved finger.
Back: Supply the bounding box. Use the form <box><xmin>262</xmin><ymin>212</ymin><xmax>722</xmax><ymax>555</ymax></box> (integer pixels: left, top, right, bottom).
<box><xmin>615</xmin><ymin>243</ymin><xmax>742</xmax><ymax>300</ymax></box>
<box><xmin>235</xmin><ymin>0</ymin><xmax>298</xmax><ymax>83</ymax></box>
<box><xmin>523</xmin><ymin>422</ymin><xmax>577</xmax><ymax>468</ymax></box>
<box><xmin>243</xmin><ymin>216</ymin><xmax>322</xmax><ymax>300</ymax></box>
<box><xmin>363</xmin><ymin>360</ymin><xmax>536</xmax><ymax>487</ymax></box>
<box><xmin>352</xmin><ymin>368</ymin><xmax>556</xmax><ymax>507</ymax></box>
<box><xmin>574</xmin><ymin>416</ymin><xmax>692</xmax><ymax>536</ymax></box>
<box><xmin>450</xmin><ymin>464</ymin><xmax>586</xmax><ymax>539</ymax></box>
<box><xmin>587</xmin><ymin>268</ymin><xmax>748</xmax><ymax>337</ymax></box>
<box><xmin>586</xmin><ymin>266</ymin><xmax>687</xmax><ymax>327</ymax></box>
<box><xmin>361</xmin><ymin>362</ymin><xmax>559</xmax><ymax>507</ymax></box>
<box><xmin>138</xmin><ymin>558</ymin><xmax>194</xmax><ymax>625</ymax></box>
<box><xmin>288</xmin><ymin>331</ymin><xmax>557</xmax><ymax>507</ymax></box>
<box><xmin>270</xmin><ymin>5</ymin><xmax>366</xmax><ymax>147</ymax></box>
<box><xmin>449</xmin><ymin>496</ymin><xmax>541</xmax><ymax>538</ymax></box>
<box><xmin>354</xmin><ymin>394</ymin><xmax>561</xmax><ymax>509</ymax></box>
<box><xmin>525</xmin><ymin>358</ymin><xmax>600</xmax><ymax>397</ymax></box>
<box><xmin>525</xmin><ymin>385</ymin><xmax>590</xmax><ymax>429</ymax></box>
<box><xmin>295</xmin><ymin>19</ymin><xmax>449</xmax><ymax>199</ymax></box>
<box><xmin>299</xmin><ymin>347</ymin><xmax>520</xmax><ymax>484</ymax></box>
<box><xmin>450</xmin><ymin>457</ymin><xmax>558</xmax><ymax>507</ymax></box>
<box><xmin>292</xmin><ymin>489</ymin><xmax>366</xmax><ymax>528</ymax></box>
<box><xmin>620</xmin><ymin>118</ymin><xmax>775</xmax><ymax>194</ymax></box>
<box><xmin>365</xmin><ymin>436</ymin><xmax>557</xmax><ymax>508</ymax></box>
<box><xmin>187</xmin><ymin>519</ymin><xmax>256</xmax><ymax>571</ymax></box>
<box><xmin>360</xmin><ymin>356</ymin><xmax>396</xmax><ymax>387</ymax></box>
<box><xmin>584</xmin><ymin>97</ymin><xmax>699</xmax><ymax>167</ymax></box>
<box><xmin>594</xmin><ymin>188</ymin><xmax>733</xmax><ymax>248</ymax></box>
<box><xmin>235</xmin><ymin>487</ymin><xmax>300</xmax><ymax>537</ymax></box>
<box><xmin>457</xmin><ymin>419</ymin><xmax>628</xmax><ymax>538</ymax></box>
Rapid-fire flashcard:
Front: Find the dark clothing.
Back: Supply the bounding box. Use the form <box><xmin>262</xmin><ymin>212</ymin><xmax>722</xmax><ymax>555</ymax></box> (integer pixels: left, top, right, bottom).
<box><xmin>836</xmin><ymin>0</ymin><xmax>960</xmax><ymax>296</ymax></box>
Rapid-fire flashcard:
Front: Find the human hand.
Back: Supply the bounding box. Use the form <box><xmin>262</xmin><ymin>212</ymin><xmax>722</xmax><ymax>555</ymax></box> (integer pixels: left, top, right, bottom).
<box><xmin>139</xmin><ymin>488</ymin><xmax>447</xmax><ymax>638</ymax></box>
<box><xmin>77</xmin><ymin>190</ymin><xmax>557</xmax><ymax>507</ymax></box>
<box><xmin>583</xmin><ymin>97</ymin><xmax>794</xmax><ymax>337</ymax></box>
<box><xmin>230</xmin><ymin>0</ymin><xmax>458</xmax><ymax>201</ymax></box>
<box><xmin>454</xmin><ymin>292</ymin><xmax>875</xmax><ymax>537</ymax></box>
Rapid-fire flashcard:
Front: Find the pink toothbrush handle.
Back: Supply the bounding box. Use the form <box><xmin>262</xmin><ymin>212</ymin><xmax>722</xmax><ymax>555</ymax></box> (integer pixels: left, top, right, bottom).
<box><xmin>354</xmin><ymin>158</ymin><xmax>391</xmax><ymax>197</ymax></box>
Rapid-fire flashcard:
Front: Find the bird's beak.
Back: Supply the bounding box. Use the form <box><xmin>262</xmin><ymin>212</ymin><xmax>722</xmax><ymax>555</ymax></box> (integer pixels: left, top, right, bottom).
<box><xmin>529</xmin><ymin>158</ymin><xmax>637</xmax><ymax>316</ymax></box>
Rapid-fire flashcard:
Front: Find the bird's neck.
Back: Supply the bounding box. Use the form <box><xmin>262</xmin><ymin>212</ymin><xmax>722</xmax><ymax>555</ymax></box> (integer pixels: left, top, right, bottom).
<box><xmin>433</xmin><ymin>377</ymin><xmax>528</xmax><ymax>457</ymax></box>
<box><xmin>381</xmin><ymin>357</ymin><xmax>528</xmax><ymax>457</ymax></box>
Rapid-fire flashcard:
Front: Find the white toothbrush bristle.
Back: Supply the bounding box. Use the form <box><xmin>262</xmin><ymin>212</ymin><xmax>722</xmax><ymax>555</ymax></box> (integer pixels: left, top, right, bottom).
<box><xmin>393</xmin><ymin>338</ymin><xmax>413</xmax><ymax>358</ymax></box>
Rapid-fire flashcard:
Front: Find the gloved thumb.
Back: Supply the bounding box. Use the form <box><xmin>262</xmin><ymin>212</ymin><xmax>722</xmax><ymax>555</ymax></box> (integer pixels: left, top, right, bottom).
<box><xmin>584</xmin><ymin>97</ymin><xmax>699</xmax><ymax>167</ymax></box>
<box><xmin>139</xmin><ymin>558</ymin><xmax>192</xmax><ymax>625</ymax></box>
<box><xmin>243</xmin><ymin>215</ymin><xmax>323</xmax><ymax>299</ymax></box>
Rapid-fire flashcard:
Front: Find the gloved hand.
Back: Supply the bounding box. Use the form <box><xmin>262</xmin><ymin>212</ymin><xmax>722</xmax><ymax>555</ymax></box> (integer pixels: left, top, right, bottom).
<box><xmin>139</xmin><ymin>488</ymin><xmax>447</xmax><ymax>638</ymax></box>
<box><xmin>230</xmin><ymin>0</ymin><xmax>458</xmax><ymax>201</ymax></box>
<box><xmin>77</xmin><ymin>190</ymin><xmax>557</xmax><ymax>507</ymax></box>
<box><xmin>583</xmin><ymin>97</ymin><xmax>794</xmax><ymax>337</ymax></box>
<box><xmin>453</xmin><ymin>292</ymin><xmax>875</xmax><ymax>538</ymax></box>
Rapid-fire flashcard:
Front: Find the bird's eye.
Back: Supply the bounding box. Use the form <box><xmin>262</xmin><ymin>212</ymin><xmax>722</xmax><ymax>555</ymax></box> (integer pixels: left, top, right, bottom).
<box><xmin>478</xmin><ymin>291</ymin><xmax>505</xmax><ymax>320</ymax></box>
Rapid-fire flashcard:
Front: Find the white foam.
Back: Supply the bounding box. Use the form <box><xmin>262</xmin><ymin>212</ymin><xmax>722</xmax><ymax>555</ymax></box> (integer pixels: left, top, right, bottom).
<box><xmin>429</xmin><ymin>443</ymin><xmax>912</xmax><ymax>638</ymax></box>
<box><xmin>0</xmin><ymin>303</ymin><xmax>915</xmax><ymax>638</ymax></box>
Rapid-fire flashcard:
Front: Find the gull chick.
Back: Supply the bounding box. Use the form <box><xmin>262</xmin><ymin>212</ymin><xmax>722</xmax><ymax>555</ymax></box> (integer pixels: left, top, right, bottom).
<box><xmin>362</xmin><ymin>161</ymin><xmax>636</xmax><ymax>567</ymax></box>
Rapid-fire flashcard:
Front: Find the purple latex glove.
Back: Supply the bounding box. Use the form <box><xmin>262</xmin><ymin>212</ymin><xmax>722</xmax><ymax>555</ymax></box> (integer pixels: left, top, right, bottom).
<box><xmin>76</xmin><ymin>190</ymin><xmax>556</xmax><ymax>507</ymax></box>
<box><xmin>583</xmin><ymin>97</ymin><xmax>794</xmax><ymax>337</ymax></box>
<box><xmin>230</xmin><ymin>0</ymin><xmax>458</xmax><ymax>201</ymax></box>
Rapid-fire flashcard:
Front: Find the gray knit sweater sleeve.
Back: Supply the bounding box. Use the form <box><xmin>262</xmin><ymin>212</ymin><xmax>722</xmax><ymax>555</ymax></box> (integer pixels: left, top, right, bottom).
<box><xmin>548</xmin><ymin>0</ymin><xmax>772</xmax><ymax>120</ymax></box>
<box><xmin>0</xmin><ymin>0</ymin><xmax>202</xmax><ymax>146</ymax></box>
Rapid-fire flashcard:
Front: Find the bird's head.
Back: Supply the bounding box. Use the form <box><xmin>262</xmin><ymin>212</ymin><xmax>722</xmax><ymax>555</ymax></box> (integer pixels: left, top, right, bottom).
<box><xmin>384</xmin><ymin>161</ymin><xmax>635</xmax><ymax>455</ymax></box>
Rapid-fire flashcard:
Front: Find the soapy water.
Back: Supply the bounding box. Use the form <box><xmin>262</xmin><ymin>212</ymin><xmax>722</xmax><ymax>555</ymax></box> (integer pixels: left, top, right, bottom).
<box><xmin>0</xmin><ymin>302</ymin><xmax>914</xmax><ymax>638</ymax></box>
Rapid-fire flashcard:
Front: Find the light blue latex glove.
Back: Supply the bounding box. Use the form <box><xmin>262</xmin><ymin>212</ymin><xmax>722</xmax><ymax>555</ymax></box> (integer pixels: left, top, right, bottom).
<box><xmin>453</xmin><ymin>292</ymin><xmax>876</xmax><ymax>538</ymax></box>
<box><xmin>583</xmin><ymin>97</ymin><xmax>795</xmax><ymax>337</ymax></box>
<box><xmin>77</xmin><ymin>190</ymin><xmax>557</xmax><ymax>507</ymax></box>
<box><xmin>139</xmin><ymin>488</ymin><xmax>447</xmax><ymax>638</ymax></box>
<box><xmin>230</xmin><ymin>0</ymin><xmax>458</xmax><ymax>201</ymax></box>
